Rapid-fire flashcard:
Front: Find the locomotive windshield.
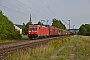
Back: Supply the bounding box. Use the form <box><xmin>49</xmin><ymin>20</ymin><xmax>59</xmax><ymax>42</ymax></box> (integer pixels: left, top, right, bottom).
<box><xmin>29</xmin><ymin>26</ymin><xmax>37</xmax><ymax>30</ymax></box>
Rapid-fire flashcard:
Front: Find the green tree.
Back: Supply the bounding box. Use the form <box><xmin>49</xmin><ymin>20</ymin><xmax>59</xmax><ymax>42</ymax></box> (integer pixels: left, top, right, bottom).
<box><xmin>0</xmin><ymin>10</ymin><xmax>21</xmax><ymax>40</ymax></box>
<box><xmin>78</xmin><ymin>24</ymin><xmax>90</xmax><ymax>36</ymax></box>
<box><xmin>37</xmin><ymin>21</ymin><xmax>44</xmax><ymax>25</ymax></box>
<box><xmin>78</xmin><ymin>25</ymin><xmax>87</xmax><ymax>35</ymax></box>
<box><xmin>52</xmin><ymin>19</ymin><xmax>66</xmax><ymax>29</ymax></box>
<box><xmin>22</xmin><ymin>22</ymin><xmax>32</xmax><ymax>35</ymax></box>
<box><xmin>38</xmin><ymin>21</ymin><xmax>41</xmax><ymax>25</ymax></box>
<box><xmin>22</xmin><ymin>23</ymin><xmax>26</xmax><ymax>35</ymax></box>
<box><xmin>84</xmin><ymin>24</ymin><xmax>90</xmax><ymax>36</ymax></box>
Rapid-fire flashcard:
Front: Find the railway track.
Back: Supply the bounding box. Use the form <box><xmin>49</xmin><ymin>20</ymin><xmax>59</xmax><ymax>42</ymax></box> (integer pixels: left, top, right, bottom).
<box><xmin>0</xmin><ymin>36</ymin><xmax>68</xmax><ymax>59</ymax></box>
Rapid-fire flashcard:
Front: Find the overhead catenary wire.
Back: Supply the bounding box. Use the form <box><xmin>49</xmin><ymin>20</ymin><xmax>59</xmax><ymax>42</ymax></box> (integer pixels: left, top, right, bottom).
<box><xmin>44</xmin><ymin>0</ymin><xmax>57</xmax><ymax>16</ymax></box>
<box><xmin>62</xmin><ymin>20</ymin><xmax>72</xmax><ymax>29</ymax></box>
<box><xmin>1</xmin><ymin>0</ymin><xmax>48</xmax><ymax>20</ymax></box>
<box><xmin>1</xmin><ymin>0</ymin><xmax>58</xmax><ymax>24</ymax></box>
<box><xmin>40</xmin><ymin>0</ymin><xmax>57</xmax><ymax>17</ymax></box>
<box><xmin>0</xmin><ymin>4</ymin><xmax>28</xmax><ymax>16</ymax></box>
<box><xmin>4</xmin><ymin>0</ymin><xmax>46</xmax><ymax>20</ymax></box>
<box><xmin>0</xmin><ymin>4</ymin><xmax>42</xmax><ymax>20</ymax></box>
<box><xmin>3</xmin><ymin>0</ymin><xmax>20</xmax><ymax>10</ymax></box>
<box><xmin>28</xmin><ymin>0</ymin><xmax>51</xmax><ymax>17</ymax></box>
<box><xmin>14</xmin><ymin>0</ymin><xmax>50</xmax><ymax>19</ymax></box>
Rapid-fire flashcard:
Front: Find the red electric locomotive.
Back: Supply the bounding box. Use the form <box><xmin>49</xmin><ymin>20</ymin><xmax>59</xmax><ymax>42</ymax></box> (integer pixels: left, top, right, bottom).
<box><xmin>28</xmin><ymin>24</ymin><xmax>49</xmax><ymax>39</ymax></box>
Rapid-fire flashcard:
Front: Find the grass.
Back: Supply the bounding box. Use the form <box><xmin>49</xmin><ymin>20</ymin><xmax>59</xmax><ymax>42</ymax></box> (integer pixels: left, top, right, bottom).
<box><xmin>0</xmin><ymin>35</ymin><xmax>29</xmax><ymax>43</ymax></box>
<box><xmin>0</xmin><ymin>40</ymin><xmax>16</xmax><ymax>43</ymax></box>
<box><xmin>2</xmin><ymin>35</ymin><xmax>90</xmax><ymax>60</ymax></box>
<box><xmin>5</xmin><ymin>36</ymin><xmax>71</xmax><ymax>60</ymax></box>
<box><xmin>52</xmin><ymin>35</ymin><xmax>90</xmax><ymax>60</ymax></box>
<box><xmin>52</xmin><ymin>36</ymin><xmax>76</xmax><ymax>60</ymax></box>
<box><xmin>21</xmin><ymin>35</ymin><xmax>29</xmax><ymax>40</ymax></box>
<box><xmin>75</xmin><ymin>36</ymin><xmax>90</xmax><ymax>60</ymax></box>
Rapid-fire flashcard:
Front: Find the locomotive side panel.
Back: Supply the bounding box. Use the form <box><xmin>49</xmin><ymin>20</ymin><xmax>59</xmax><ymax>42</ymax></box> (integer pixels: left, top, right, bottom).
<box><xmin>38</xmin><ymin>26</ymin><xmax>49</xmax><ymax>37</ymax></box>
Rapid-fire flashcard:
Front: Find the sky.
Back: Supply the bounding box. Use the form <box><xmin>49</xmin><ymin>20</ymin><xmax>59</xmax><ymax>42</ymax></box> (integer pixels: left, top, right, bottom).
<box><xmin>0</xmin><ymin>0</ymin><xmax>90</xmax><ymax>29</ymax></box>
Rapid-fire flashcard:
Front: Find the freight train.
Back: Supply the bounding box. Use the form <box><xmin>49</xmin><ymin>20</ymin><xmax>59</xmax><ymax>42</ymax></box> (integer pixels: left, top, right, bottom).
<box><xmin>28</xmin><ymin>24</ymin><xmax>71</xmax><ymax>39</ymax></box>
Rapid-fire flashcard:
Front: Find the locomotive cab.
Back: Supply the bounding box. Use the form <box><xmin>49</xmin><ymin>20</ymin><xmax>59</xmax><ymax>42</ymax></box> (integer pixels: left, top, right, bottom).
<box><xmin>28</xmin><ymin>25</ymin><xmax>38</xmax><ymax>39</ymax></box>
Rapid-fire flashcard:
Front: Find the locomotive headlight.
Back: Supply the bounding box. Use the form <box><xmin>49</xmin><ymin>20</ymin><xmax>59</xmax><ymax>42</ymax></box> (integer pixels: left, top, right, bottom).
<box><xmin>29</xmin><ymin>31</ymin><xmax>31</xmax><ymax>32</ymax></box>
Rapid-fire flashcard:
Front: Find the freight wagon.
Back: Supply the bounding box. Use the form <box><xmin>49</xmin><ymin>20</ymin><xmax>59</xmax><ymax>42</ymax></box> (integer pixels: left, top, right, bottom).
<box><xmin>48</xmin><ymin>26</ymin><xmax>59</xmax><ymax>37</ymax></box>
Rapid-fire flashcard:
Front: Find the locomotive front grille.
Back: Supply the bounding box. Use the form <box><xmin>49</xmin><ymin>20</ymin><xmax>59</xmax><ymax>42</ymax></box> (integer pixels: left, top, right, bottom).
<box><xmin>28</xmin><ymin>34</ymin><xmax>38</xmax><ymax>39</ymax></box>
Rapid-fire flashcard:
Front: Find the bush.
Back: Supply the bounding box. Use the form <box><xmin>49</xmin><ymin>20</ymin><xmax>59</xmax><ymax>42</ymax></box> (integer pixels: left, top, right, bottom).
<box><xmin>0</xmin><ymin>10</ymin><xmax>21</xmax><ymax>40</ymax></box>
<box><xmin>78</xmin><ymin>24</ymin><xmax>90</xmax><ymax>36</ymax></box>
